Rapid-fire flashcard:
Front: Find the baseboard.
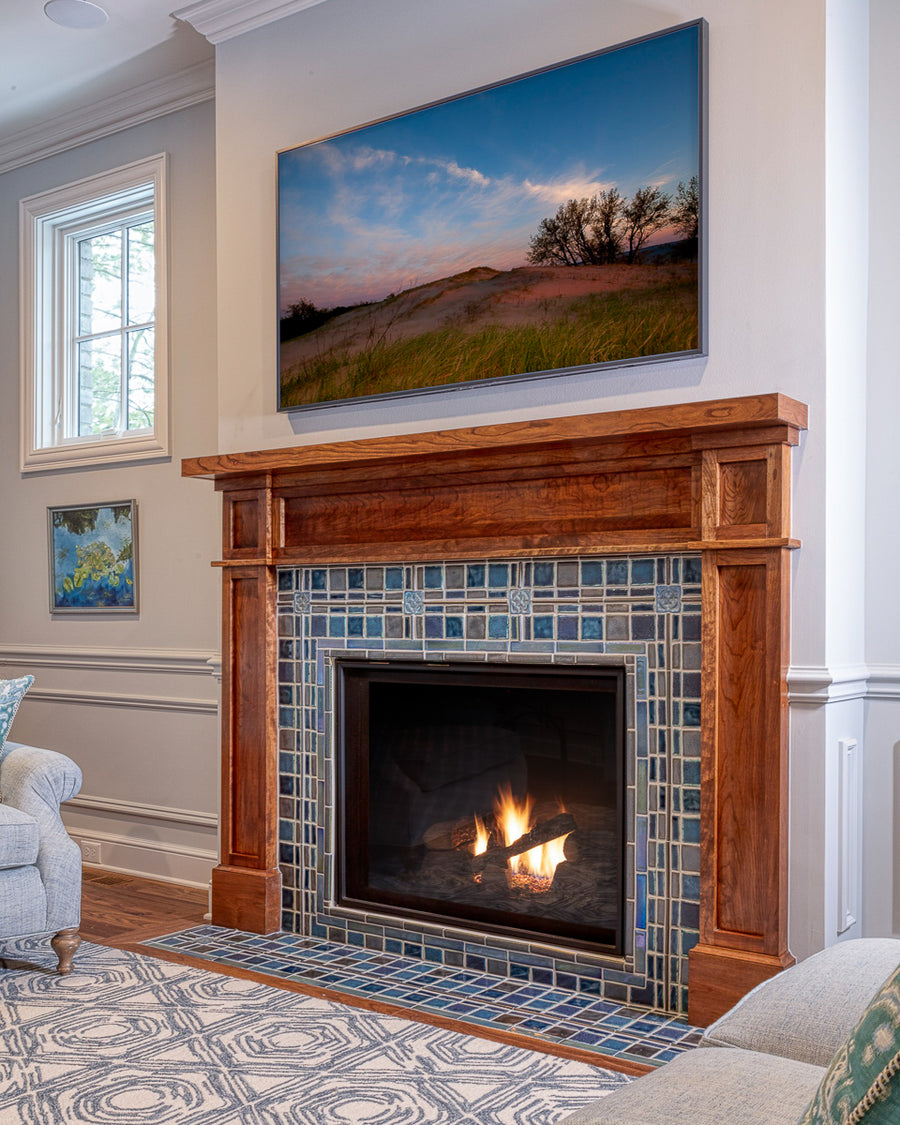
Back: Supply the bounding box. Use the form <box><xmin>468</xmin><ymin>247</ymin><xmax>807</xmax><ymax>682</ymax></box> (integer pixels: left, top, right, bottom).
<box><xmin>68</xmin><ymin>829</ymin><xmax>216</xmax><ymax>890</ymax></box>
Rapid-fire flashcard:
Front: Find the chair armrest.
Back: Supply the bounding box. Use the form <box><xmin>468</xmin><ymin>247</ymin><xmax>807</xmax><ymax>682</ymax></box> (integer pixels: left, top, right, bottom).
<box><xmin>0</xmin><ymin>742</ymin><xmax>83</xmax><ymax>931</ymax></box>
<box><xmin>1</xmin><ymin>743</ymin><xmax>82</xmax><ymax>813</ymax></box>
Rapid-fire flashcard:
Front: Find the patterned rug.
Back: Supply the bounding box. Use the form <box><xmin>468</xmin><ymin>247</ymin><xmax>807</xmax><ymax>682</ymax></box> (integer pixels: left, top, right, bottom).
<box><xmin>0</xmin><ymin>939</ymin><xmax>628</xmax><ymax>1124</ymax></box>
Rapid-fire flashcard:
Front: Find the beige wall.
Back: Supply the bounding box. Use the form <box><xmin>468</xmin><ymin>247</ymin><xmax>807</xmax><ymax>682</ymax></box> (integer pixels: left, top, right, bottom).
<box><xmin>0</xmin><ymin>101</ymin><xmax>221</xmax><ymax>887</ymax></box>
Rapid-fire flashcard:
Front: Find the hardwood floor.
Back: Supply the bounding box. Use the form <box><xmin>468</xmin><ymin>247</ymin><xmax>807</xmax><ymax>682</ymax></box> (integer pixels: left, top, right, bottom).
<box><xmin>80</xmin><ymin>867</ymin><xmax>209</xmax><ymax>950</ymax></box>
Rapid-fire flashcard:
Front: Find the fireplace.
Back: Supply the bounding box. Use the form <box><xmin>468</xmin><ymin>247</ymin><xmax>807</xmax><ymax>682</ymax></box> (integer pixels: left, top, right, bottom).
<box><xmin>338</xmin><ymin>660</ymin><xmax>625</xmax><ymax>953</ymax></box>
<box><xmin>183</xmin><ymin>392</ymin><xmax>807</xmax><ymax>1024</ymax></box>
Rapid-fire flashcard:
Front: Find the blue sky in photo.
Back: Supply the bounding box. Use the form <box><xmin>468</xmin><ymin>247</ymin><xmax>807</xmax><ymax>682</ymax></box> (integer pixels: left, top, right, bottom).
<box><xmin>278</xmin><ymin>23</ymin><xmax>700</xmax><ymax>311</ymax></box>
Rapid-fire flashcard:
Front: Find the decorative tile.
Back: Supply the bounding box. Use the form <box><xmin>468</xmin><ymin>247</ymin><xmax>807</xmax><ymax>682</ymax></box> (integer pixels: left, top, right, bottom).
<box><xmin>147</xmin><ymin>925</ymin><xmax>702</xmax><ymax>1068</ymax></box>
<box><xmin>508</xmin><ymin>587</ymin><xmax>532</xmax><ymax>614</ymax></box>
<box><xmin>655</xmin><ymin>585</ymin><xmax>683</xmax><ymax>613</ymax></box>
<box><xmin>279</xmin><ymin>553</ymin><xmax>704</xmax><ymax>1018</ymax></box>
<box><xmin>403</xmin><ymin>590</ymin><xmax>424</xmax><ymax>615</ymax></box>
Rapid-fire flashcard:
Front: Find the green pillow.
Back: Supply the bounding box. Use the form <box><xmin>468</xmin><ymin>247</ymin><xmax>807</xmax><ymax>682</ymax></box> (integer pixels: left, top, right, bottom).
<box><xmin>0</xmin><ymin>675</ymin><xmax>34</xmax><ymax>765</ymax></box>
<box><xmin>798</xmin><ymin>961</ymin><xmax>900</xmax><ymax>1125</ymax></box>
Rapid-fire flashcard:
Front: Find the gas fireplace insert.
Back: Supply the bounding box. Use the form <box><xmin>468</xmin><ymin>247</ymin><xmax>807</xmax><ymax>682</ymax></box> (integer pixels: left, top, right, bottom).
<box><xmin>337</xmin><ymin>660</ymin><xmax>625</xmax><ymax>954</ymax></box>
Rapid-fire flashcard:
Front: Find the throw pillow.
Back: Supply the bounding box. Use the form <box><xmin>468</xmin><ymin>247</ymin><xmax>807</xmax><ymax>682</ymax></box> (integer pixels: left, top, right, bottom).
<box><xmin>0</xmin><ymin>675</ymin><xmax>34</xmax><ymax>766</ymax></box>
<box><xmin>798</xmin><ymin>961</ymin><xmax>900</xmax><ymax>1125</ymax></box>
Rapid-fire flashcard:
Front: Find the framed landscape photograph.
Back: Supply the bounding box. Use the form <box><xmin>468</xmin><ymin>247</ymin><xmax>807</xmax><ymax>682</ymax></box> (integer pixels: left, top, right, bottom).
<box><xmin>277</xmin><ymin>19</ymin><xmax>707</xmax><ymax>412</ymax></box>
<box><xmin>48</xmin><ymin>501</ymin><xmax>138</xmax><ymax>614</ymax></box>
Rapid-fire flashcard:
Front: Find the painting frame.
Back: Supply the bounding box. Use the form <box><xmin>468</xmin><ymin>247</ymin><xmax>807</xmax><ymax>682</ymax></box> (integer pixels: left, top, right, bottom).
<box><xmin>47</xmin><ymin>500</ymin><xmax>139</xmax><ymax>615</ymax></box>
<box><xmin>277</xmin><ymin>18</ymin><xmax>708</xmax><ymax>413</ymax></box>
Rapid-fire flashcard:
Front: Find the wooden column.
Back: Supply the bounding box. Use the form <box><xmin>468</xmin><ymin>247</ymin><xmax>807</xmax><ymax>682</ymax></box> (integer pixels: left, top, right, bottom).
<box><xmin>184</xmin><ymin>393</ymin><xmax>807</xmax><ymax>1011</ymax></box>
<box><xmin>688</xmin><ymin>443</ymin><xmax>795</xmax><ymax>1024</ymax></box>
<box><xmin>211</xmin><ymin>479</ymin><xmax>282</xmax><ymax>932</ymax></box>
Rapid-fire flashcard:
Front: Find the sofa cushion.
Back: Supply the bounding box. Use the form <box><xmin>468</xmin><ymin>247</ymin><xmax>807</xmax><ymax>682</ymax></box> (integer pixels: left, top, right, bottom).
<box><xmin>0</xmin><ymin>803</ymin><xmax>40</xmax><ymax>868</ymax></box>
<box><xmin>556</xmin><ymin>1046</ymin><xmax>824</xmax><ymax>1125</ymax></box>
<box><xmin>701</xmin><ymin>939</ymin><xmax>900</xmax><ymax>1067</ymax></box>
<box><xmin>0</xmin><ymin>676</ymin><xmax>34</xmax><ymax>767</ymax></box>
<box><xmin>798</xmin><ymin>962</ymin><xmax>900</xmax><ymax>1125</ymax></box>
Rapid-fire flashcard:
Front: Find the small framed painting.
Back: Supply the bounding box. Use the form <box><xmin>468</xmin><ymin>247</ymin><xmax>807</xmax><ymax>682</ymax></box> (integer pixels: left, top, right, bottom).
<box><xmin>48</xmin><ymin>501</ymin><xmax>138</xmax><ymax>614</ymax></box>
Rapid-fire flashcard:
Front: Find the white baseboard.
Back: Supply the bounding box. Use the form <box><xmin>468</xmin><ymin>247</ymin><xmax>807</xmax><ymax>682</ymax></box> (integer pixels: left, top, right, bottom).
<box><xmin>69</xmin><ymin>828</ymin><xmax>216</xmax><ymax>890</ymax></box>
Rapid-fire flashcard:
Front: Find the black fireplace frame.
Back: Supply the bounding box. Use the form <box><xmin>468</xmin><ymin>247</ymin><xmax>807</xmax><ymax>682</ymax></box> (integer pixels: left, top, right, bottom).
<box><xmin>336</xmin><ymin>659</ymin><xmax>626</xmax><ymax>955</ymax></box>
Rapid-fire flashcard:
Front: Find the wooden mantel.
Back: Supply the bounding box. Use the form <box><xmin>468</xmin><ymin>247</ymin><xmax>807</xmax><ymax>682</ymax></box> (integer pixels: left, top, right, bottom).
<box><xmin>184</xmin><ymin>392</ymin><xmax>808</xmax><ymax>1026</ymax></box>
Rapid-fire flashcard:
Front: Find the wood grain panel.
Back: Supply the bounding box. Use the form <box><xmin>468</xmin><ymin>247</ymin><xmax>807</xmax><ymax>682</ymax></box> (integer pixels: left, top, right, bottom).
<box><xmin>719</xmin><ymin>460</ymin><xmax>767</xmax><ymax>529</ymax></box>
<box><xmin>230</xmin><ymin>498</ymin><xmax>260</xmax><ymax>550</ymax></box>
<box><xmin>281</xmin><ymin>466</ymin><xmax>695</xmax><ymax>553</ymax></box>
<box><xmin>222</xmin><ymin>568</ymin><xmax>278</xmax><ymax>868</ymax></box>
<box><xmin>713</xmin><ymin>559</ymin><xmax>770</xmax><ymax>938</ymax></box>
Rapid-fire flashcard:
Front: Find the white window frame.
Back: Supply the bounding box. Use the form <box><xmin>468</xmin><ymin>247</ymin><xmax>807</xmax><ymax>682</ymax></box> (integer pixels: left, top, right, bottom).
<box><xmin>20</xmin><ymin>154</ymin><xmax>169</xmax><ymax>472</ymax></box>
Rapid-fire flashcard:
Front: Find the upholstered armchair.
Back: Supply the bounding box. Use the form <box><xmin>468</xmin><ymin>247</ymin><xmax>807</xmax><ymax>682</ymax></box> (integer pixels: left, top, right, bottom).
<box><xmin>0</xmin><ymin>742</ymin><xmax>83</xmax><ymax>973</ymax></box>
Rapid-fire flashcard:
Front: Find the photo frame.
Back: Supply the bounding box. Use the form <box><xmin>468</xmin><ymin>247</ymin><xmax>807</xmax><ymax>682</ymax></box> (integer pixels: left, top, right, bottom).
<box><xmin>278</xmin><ymin>19</ymin><xmax>707</xmax><ymax>412</ymax></box>
<box><xmin>48</xmin><ymin>501</ymin><xmax>138</xmax><ymax>614</ymax></box>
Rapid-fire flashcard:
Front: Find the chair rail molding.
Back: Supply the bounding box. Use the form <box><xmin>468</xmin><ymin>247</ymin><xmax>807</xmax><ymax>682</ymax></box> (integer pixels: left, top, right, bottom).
<box><xmin>787</xmin><ymin>664</ymin><xmax>871</xmax><ymax>705</ymax></box>
<box><xmin>65</xmin><ymin>793</ymin><xmax>218</xmax><ymax>830</ymax></box>
<box><xmin>25</xmin><ymin>687</ymin><xmax>218</xmax><ymax>716</ymax></box>
<box><xmin>0</xmin><ymin>644</ymin><xmax>221</xmax><ymax>678</ymax></box>
<box><xmin>866</xmin><ymin>664</ymin><xmax>900</xmax><ymax>701</ymax></box>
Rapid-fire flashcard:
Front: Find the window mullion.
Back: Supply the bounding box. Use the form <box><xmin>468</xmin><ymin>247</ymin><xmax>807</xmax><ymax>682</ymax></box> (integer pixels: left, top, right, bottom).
<box><xmin>120</xmin><ymin>224</ymin><xmax>128</xmax><ymax>433</ymax></box>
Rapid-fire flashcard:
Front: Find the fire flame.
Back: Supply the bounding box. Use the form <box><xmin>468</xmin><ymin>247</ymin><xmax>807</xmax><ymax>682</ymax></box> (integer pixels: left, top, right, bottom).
<box><xmin>473</xmin><ymin>812</ymin><xmax>490</xmax><ymax>856</ymax></box>
<box><xmin>493</xmin><ymin>784</ymin><xmax>568</xmax><ymax>888</ymax></box>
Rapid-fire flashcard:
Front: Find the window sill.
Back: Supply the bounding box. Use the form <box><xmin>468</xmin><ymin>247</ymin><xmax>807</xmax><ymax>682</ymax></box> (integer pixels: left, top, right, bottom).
<box><xmin>21</xmin><ymin>432</ymin><xmax>169</xmax><ymax>473</ymax></box>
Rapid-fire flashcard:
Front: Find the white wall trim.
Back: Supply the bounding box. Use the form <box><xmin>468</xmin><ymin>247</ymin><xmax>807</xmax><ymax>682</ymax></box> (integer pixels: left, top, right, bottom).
<box><xmin>174</xmin><ymin>0</ymin><xmax>329</xmax><ymax>44</ymax></box>
<box><xmin>0</xmin><ymin>60</ymin><xmax>215</xmax><ymax>176</ymax></box>
<box><xmin>0</xmin><ymin>644</ymin><xmax>220</xmax><ymax>677</ymax></box>
<box><xmin>866</xmin><ymin>664</ymin><xmax>900</xmax><ymax>701</ymax></box>
<box><xmin>67</xmin><ymin>828</ymin><xmax>216</xmax><ymax>890</ymax></box>
<box><xmin>788</xmin><ymin>664</ymin><xmax>871</xmax><ymax>705</ymax></box>
<box><xmin>66</xmin><ymin>793</ymin><xmax>217</xmax><ymax>830</ymax></box>
<box><xmin>25</xmin><ymin>686</ymin><xmax>217</xmax><ymax>715</ymax></box>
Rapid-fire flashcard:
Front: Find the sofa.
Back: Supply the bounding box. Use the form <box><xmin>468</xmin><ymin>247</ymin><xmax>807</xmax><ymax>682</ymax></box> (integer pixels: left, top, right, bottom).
<box><xmin>559</xmin><ymin>938</ymin><xmax>900</xmax><ymax>1125</ymax></box>
<box><xmin>0</xmin><ymin>741</ymin><xmax>83</xmax><ymax>973</ymax></box>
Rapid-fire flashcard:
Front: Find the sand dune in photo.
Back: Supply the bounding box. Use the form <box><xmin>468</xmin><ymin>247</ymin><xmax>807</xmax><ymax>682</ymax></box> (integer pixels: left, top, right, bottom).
<box><xmin>281</xmin><ymin>262</ymin><xmax>695</xmax><ymax>373</ymax></box>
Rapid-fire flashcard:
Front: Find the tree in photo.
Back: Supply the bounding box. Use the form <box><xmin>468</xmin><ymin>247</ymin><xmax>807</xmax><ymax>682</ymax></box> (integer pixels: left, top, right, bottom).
<box><xmin>671</xmin><ymin>175</ymin><xmax>700</xmax><ymax>259</ymax></box>
<box><xmin>592</xmin><ymin>187</ymin><xmax>624</xmax><ymax>264</ymax></box>
<box><xmin>622</xmin><ymin>186</ymin><xmax>671</xmax><ymax>264</ymax></box>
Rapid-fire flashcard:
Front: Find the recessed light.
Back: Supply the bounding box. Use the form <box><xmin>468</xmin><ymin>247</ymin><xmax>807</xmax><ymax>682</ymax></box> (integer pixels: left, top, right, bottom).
<box><xmin>44</xmin><ymin>0</ymin><xmax>109</xmax><ymax>29</ymax></box>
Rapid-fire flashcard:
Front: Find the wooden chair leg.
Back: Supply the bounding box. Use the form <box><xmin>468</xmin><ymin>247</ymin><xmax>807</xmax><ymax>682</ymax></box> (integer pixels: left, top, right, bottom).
<box><xmin>51</xmin><ymin>928</ymin><xmax>81</xmax><ymax>974</ymax></box>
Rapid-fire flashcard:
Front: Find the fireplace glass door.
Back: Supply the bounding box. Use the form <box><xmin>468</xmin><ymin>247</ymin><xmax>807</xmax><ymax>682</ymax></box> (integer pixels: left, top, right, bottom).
<box><xmin>338</xmin><ymin>661</ymin><xmax>625</xmax><ymax>953</ymax></box>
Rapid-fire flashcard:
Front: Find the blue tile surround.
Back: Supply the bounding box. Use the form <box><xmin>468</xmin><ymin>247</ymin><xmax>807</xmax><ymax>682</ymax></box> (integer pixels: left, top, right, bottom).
<box><xmin>147</xmin><ymin>925</ymin><xmax>702</xmax><ymax>1068</ymax></box>
<box><xmin>276</xmin><ymin>554</ymin><xmax>702</xmax><ymax>1016</ymax></box>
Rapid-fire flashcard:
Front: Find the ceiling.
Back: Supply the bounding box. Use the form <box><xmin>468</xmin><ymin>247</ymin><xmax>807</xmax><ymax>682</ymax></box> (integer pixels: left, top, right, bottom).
<box><xmin>0</xmin><ymin>0</ymin><xmax>214</xmax><ymax>140</ymax></box>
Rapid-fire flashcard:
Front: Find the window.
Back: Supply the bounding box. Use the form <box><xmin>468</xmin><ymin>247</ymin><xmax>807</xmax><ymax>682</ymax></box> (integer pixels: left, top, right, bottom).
<box><xmin>20</xmin><ymin>154</ymin><xmax>169</xmax><ymax>471</ymax></box>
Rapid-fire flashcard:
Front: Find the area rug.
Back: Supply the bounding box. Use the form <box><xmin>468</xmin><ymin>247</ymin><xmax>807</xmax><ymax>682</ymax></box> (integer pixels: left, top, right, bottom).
<box><xmin>0</xmin><ymin>939</ymin><xmax>628</xmax><ymax>1124</ymax></box>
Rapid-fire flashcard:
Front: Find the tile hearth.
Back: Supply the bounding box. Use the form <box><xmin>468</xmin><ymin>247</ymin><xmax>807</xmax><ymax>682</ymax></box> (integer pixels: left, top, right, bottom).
<box><xmin>147</xmin><ymin>926</ymin><xmax>702</xmax><ymax>1069</ymax></box>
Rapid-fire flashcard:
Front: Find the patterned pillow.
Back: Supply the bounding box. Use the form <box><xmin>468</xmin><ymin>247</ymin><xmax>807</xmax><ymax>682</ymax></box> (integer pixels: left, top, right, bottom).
<box><xmin>0</xmin><ymin>675</ymin><xmax>34</xmax><ymax>766</ymax></box>
<box><xmin>798</xmin><ymin>961</ymin><xmax>900</xmax><ymax>1125</ymax></box>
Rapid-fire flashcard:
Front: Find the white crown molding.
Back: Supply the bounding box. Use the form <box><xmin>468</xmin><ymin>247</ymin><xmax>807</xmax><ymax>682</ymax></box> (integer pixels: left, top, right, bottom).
<box><xmin>0</xmin><ymin>644</ymin><xmax>220</xmax><ymax>678</ymax></box>
<box><xmin>787</xmin><ymin>664</ymin><xmax>870</xmax><ymax>705</ymax></box>
<box><xmin>173</xmin><ymin>0</ymin><xmax>329</xmax><ymax>44</ymax></box>
<box><xmin>0</xmin><ymin>60</ymin><xmax>215</xmax><ymax>176</ymax></box>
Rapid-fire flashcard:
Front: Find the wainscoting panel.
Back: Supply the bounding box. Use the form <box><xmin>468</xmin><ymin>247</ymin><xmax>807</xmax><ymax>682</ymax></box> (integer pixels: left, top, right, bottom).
<box><xmin>0</xmin><ymin>644</ymin><xmax>220</xmax><ymax>889</ymax></box>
